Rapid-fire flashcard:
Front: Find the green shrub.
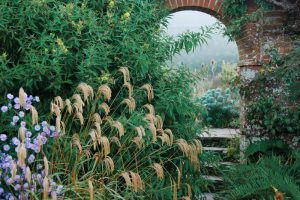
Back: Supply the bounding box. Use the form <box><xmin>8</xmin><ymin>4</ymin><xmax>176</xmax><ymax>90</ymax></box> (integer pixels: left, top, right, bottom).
<box><xmin>198</xmin><ymin>88</ymin><xmax>240</xmax><ymax>128</ymax></box>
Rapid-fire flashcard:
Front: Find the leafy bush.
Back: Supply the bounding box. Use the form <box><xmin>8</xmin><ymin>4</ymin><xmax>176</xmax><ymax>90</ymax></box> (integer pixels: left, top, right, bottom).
<box><xmin>219</xmin><ymin>154</ymin><xmax>300</xmax><ymax>200</ymax></box>
<box><xmin>198</xmin><ymin>88</ymin><xmax>239</xmax><ymax>128</ymax></box>
<box><xmin>243</xmin><ymin>47</ymin><xmax>300</xmax><ymax>136</ymax></box>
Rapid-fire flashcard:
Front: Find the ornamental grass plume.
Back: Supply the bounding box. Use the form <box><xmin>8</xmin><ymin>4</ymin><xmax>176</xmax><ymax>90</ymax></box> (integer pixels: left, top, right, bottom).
<box><xmin>98</xmin><ymin>84</ymin><xmax>112</xmax><ymax>101</ymax></box>
<box><xmin>110</xmin><ymin>136</ymin><xmax>121</xmax><ymax>147</ymax></box>
<box><xmin>72</xmin><ymin>134</ymin><xmax>83</xmax><ymax>153</ymax></box>
<box><xmin>44</xmin><ymin>156</ymin><xmax>49</xmax><ymax>177</ymax></box>
<box><xmin>99</xmin><ymin>102</ymin><xmax>110</xmax><ymax>115</ymax></box>
<box><xmin>55</xmin><ymin>116</ymin><xmax>61</xmax><ymax>132</ymax></box>
<box><xmin>64</xmin><ymin>99</ymin><xmax>72</xmax><ymax>114</ymax></box>
<box><xmin>143</xmin><ymin>104</ymin><xmax>155</xmax><ymax>115</ymax></box>
<box><xmin>17</xmin><ymin>143</ymin><xmax>27</xmax><ymax>167</ymax></box>
<box><xmin>88</xmin><ymin>180</ymin><xmax>94</xmax><ymax>200</ymax></box>
<box><xmin>135</xmin><ymin>126</ymin><xmax>145</xmax><ymax>138</ymax></box>
<box><xmin>112</xmin><ymin>121</ymin><xmax>124</xmax><ymax>138</ymax></box>
<box><xmin>51</xmin><ymin>102</ymin><xmax>61</xmax><ymax>117</ymax></box>
<box><xmin>144</xmin><ymin>113</ymin><xmax>156</xmax><ymax>124</ymax></box>
<box><xmin>43</xmin><ymin>176</ymin><xmax>49</xmax><ymax>200</ymax></box>
<box><xmin>11</xmin><ymin>161</ymin><xmax>17</xmax><ymax>180</ymax></box>
<box><xmin>118</xmin><ymin>67</ymin><xmax>130</xmax><ymax>83</ymax></box>
<box><xmin>30</xmin><ymin>106</ymin><xmax>39</xmax><ymax>125</ymax></box>
<box><xmin>164</xmin><ymin>129</ymin><xmax>174</xmax><ymax>145</ymax></box>
<box><xmin>93</xmin><ymin>113</ymin><xmax>102</xmax><ymax>124</ymax></box>
<box><xmin>132</xmin><ymin>136</ymin><xmax>145</xmax><ymax>149</ymax></box>
<box><xmin>77</xmin><ymin>82</ymin><xmax>94</xmax><ymax>102</ymax></box>
<box><xmin>26</xmin><ymin>166</ymin><xmax>31</xmax><ymax>183</ymax></box>
<box><xmin>156</xmin><ymin>115</ymin><xmax>163</xmax><ymax>129</ymax></box>
<box><xmin>152</xmin><ymin>163</ymin><xmax>164</xmax><ymax>180</ymax></box>
<box><xmin>129</xmin><ymin>171</ymin><xmax>144</xmax><ymax>192</ymax></box>
<box><xmin>120</xmin><ymin>172</ymin><xmax>132</xmax><ymax>187</ymax></box>
<box><xmin>123</xmin><ymin>82</ymin><xmax>133</xmax><ymax>98</ymax></box>
<box><xmin>19</xmin><ymin>87</ymin><xmax>26</xmax><ymax>107</ymax></box>
<box><xmin>72</xmin><ymin>94</ymin><xmax>84</xmax><ymax>113</ymax></box>
<box><xmin>141</xmin><ymin>84</ymin><xmax>154</xmax><ymax>101</ymax></box>
<box><xmin>99</xmin><ymin>136</ymin><xmax>110</xmax><ymax>156</ymax></box>
<box><xmin>147</xmin><ymin>123</ymin><xmax>157</xmax><ymax>142</ymax></box>
<box><xmin>89</xmin><ymin>129</ymin><xmax>97</xmax><ymax>150</ymax></box>
<box><xmin>75</xmin><ymin>112</ymin><xmax>84</xmax><ymax>126</ymax></box>
<box><xmin>103</xmin><ymin>156</ymin><xmax>115</xmax><ymax>173</ymax></box>
<box><xmin>94</xmin><ymin>122</ymin><xmax>101</xmax><ymax>136</ymax></box>
<box><xmin>121</xmin><ymin>98</ymin><xmax>136</xmax><ymax>113</ymax></box>
<box><xmin>54</xmin><ymin>96</ymin><xmax>64</xmax><ymax>109</ymax></box>
<box><xmin>18</xmin><ymin>126</ymin><xmax>25</xmax><ymax>143</ymax></box>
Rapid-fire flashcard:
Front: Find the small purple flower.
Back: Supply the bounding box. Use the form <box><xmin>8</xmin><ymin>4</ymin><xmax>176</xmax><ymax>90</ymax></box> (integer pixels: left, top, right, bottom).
<box><xmin>23</xmin><ymin>183</ymin><xmax>29</xmax><ymax>189</ymax></box>
<box><xmin>42</xmin><ymin>121</ymin><xmax>48</xmax><ymax>126</ymax></box>
<box><xmin>26</xmin><ymin>131</ymin><xmax>32</xmax><ymax>137</ymax></box>
<box><xmin>20</xmin><ymin>121</ymin><xmax>26</xmax><ymax>127</ymax></box>
<box><xmin>28</xmin><ymin>154</ymin><xmax>35</xmax><ymax>164</ymax></box>
<box><xmin>0</xmin><ymin>187</ymin><xmax>3</xmax><ymax>194</ymax></box>
<box><xmin>14</xmin><ymin>104</ymin><xmax>20</xmax><ymax>110</ymax></box>
<box><xmin>7</xmin><ymin>93</ymin><xmax>14</xmax><ymax>100</ymax></box>
<box><xmin>12</xmin><ymin>116</ymin><xmax>20</xmax><ymax>123</ymax></box>
<box><xmin>18</xmin><ymin>111</ymin><xmax>25</xmax><ymax>118</ymax></box>
<box><xmin>14</xmin><ymin>97</ymin><xmax>20</xmax><ymax>104</ymax></box>
<box><xmin>0</xmin><ymin>134</ymin><xmax>7</xmax><ymax>141</ymax></box>
<box><xmin>14</xmin><ymin>184</ymin><xmax>21</xmax><ymax>191</ymax></box>
<box><xmin>56</xmin><ymin>185</ymin><xmax>63</xmax><ymax>194</ymax></box>
<box><xmin>3</xmin><ymin>145</ymin><xmax>10</xmax><ymax>151</ymax></box>
<box><xmin>10</xmin><ymin>122</ymin><xmax>16</xmax><ymax>126</ymax></box>
<box><xmin>1</xmin><ymin>106</ymin><xmax>8</xmax><ymax>112</ymax></box>
<box><xmin>6</xmin><ymin>178</ymin><xmax>14</xmax><ymax>185</ymax></box>
<box><xmin>35</xmin><ymin>96</ymin><xmax>40</xmax><ymax>102</ymax></box>
<box><xmin>37</xmin><ymin>164</ymin><xmax>43</xmax><ymax>170</ymax></box>
<box><xmin>50</xmin><ymin>126</ymin><xmax>55</xmax><ymax>131</ymax></box>
<box><xmin>24</xmin><ymin>103</ymin><xmax>31</xmax><ymax>110</ymax></box>
<box><xmin>34</xmin><ymin>124</ymin><xmax>41</xmax><ymax>131</ymax></box>
<box><xmin>12</xmin><ymin>137</ymin><xmax>20</xmax><ymax>146</ymax></box>
<box><xmin>14</xmin><ymin>175</ymin><xmax>20</xmax><ymax>181</ymax></box>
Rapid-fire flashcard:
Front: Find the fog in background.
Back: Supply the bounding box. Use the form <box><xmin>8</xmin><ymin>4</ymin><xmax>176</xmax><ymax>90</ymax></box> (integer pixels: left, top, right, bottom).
<box><xmin>166</xmin><ymin>11</ymin><xmax>239</xmax><ymax>69</ymax></box>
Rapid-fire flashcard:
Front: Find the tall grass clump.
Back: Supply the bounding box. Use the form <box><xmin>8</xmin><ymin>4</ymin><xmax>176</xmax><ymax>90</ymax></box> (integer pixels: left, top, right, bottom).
<box><xmin>45</xmin><ymin>69</ymin><xmax>204</xmax><ymax>199</ymax></box>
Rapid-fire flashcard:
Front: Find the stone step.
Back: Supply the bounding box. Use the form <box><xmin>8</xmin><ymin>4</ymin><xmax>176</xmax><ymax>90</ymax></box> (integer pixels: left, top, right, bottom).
<box><xmin>200</xmin><ymin>128</ymin><xmax>239</xmax><ymax>139</ymax></box>
<box><xmin>203</xmin><ymin>147</ymin><xmax>228</xmax><ymax>153</ymax></box>
<box><xmin>203</xmin><ymin>161</ymin><xmax>235</xmax><ymax>168</ymax></box>
<box><xmin>202</xmin><ymin>175</ymin><xmax>223</xmax><ymax>182</ymax></box>
<box><xmin>201</xmin><ymin>193</ymin><xmax>215</xmax><ymax>200</ymax></box>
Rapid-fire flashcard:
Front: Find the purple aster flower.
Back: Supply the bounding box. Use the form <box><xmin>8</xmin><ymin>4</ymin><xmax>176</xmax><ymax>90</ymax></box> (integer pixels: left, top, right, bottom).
<box><xmin>12</xmin><ymin>137</ymin><xmax>20</xmax><ymax>146</ymax></box>
<box><xmin>18</xmin><ymin>111</ymin><xmax>25</xmax><ymax>118</ymax></box>
<box><xmin>37</xmin><ymin>164</ymin><xmax>43</xmax><ymax>170</ymax></box>
<box><xmin>0</xmin><ymin>187</ymin><xmax>3</xmax><ymax>194</ymax></box>
<box><xmin>14</xmin><ymin>175</ymin><xmax>20</xmax><ymax>181</ymax></box>
<box><xmin>35</xmin><ymin>96</ymin><xmax>40</xmax><ymax>102</ymax></box>
<box><xmin>24</xmin><ymin>103</ymin><xmax>31</xmax><ymax>110</ymax></box>
<box><xmin>12</xmin><ymin>116</ymin><xmax>19</xmax><ymax>123</ymax></box>
<box><xmin>20</xmin><ymin>121</ymin><xmax>26</xmax><ymax>127</ymax></box>
<box><xmin>14</xmin><ymin>97</ymin><xmax>20</xmax><ymax>104</ymax></box>
<box><xmin>50</xmin><ymin>126</ymin><xmax>55</xmax><ymax>131</ymax></box>
<box><xmin>0</xmin><ymin>134</ymin><xmax>7</xmax><ymax>141</ymax></box>
<box><xmin>3</xmin><ymin>145</ymin><xmax>10</xmax><ymax>151</ymax></box>
<box><xmin>28</xmin><ymin>154</ymin><xmax>35</xmax><ymax>164</ymax></box>
<box><xmin>7</xmin><ymin>93</ymin><xmax>14</xmax><ymax>100</ymax></box>
<box><xmin>34</xmin><ymin>124</ymin><xmax>41</xmax><ymax>131</ymax></box>
<box><xmin>42</xmin><ymin>121</ymin><xmax>48</xmax><ymax>126</ymax></box>
<box><xmin>14</xmin><ymin>103</ymin><xmax>20</xmax><ymax>109</ymax></box>
<box><xmin>56</xmin><ymin>185</ymin><xmax>63</xmax><ymax>194</ymax></box>
<box><xmin>26</xmin><ymin>131</ymin><xmax>32</xmax><ymax>137</ymax></box>
<box><xmin>23</xmin><ymin>183</ymin><xmax>29</xmax><ymax>189</ymax></box>
<box><xmin>6</xmin><ymin>178</ymin><xmax>14</xmax><ymax>185</ymax></box>
<box><xmin>1</xmin><ymin>106</ymin><xmax>8</xmax><ymax>113</ymax></box>
<box><xmin>14</xmin><ymin>184</ymin><xmax>21</xmax><ymax>191</ymax></box>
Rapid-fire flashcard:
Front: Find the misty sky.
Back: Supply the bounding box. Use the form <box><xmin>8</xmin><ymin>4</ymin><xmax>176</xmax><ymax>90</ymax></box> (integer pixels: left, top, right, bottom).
<box><xmin>165</xmin><ymin>11</ymin><xmax>239</xmax><ymax>68</ymax></box>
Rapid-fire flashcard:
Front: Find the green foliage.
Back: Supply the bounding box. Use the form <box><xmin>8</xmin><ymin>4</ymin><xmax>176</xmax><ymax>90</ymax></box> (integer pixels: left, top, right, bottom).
<box><xmin>243</xmin><ymin>47</ymin><xmax>300</xmax><ymax>136</ymax></box>
<box><xmin>219</xmin><ymin>154</ymin><xmax>300</xmax><ymax>200</ymax></box>
<box><xmin>245</xmin><ymin>139</ymin><xmax>293</xmax><ymax>162</ymax></box>
<box><xmin>198</xmin><ymin>88</ymin><xmax>240</xmax><ymax>128</ymax></box>
<box><xmin>0</xmin><ymin>0</ymin><xmax>211</xmax><ymax>101</ymax></box>
<box><xmin>221</xmin><ymin>0</ymin><xmax>270</xmax><ymax>39</ymax></box>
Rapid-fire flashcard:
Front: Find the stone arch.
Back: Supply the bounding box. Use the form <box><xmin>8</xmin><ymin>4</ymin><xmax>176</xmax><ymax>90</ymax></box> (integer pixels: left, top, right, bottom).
<box><xmin>166</xmin><ymin>0</ymin><xmax>262</xmax><ymax>68</ymax></box>
<box><xmin>164</xmin><ymin>0</ymin><xmax>297</xmax><ymax>151</ymax></box>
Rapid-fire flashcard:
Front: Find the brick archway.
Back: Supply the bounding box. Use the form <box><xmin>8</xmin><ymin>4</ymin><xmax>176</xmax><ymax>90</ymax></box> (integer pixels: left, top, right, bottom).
<box><xmin>164</xmin><ymin>0</ymin><xmax>295</xmax><ymax>151</ymax></box>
